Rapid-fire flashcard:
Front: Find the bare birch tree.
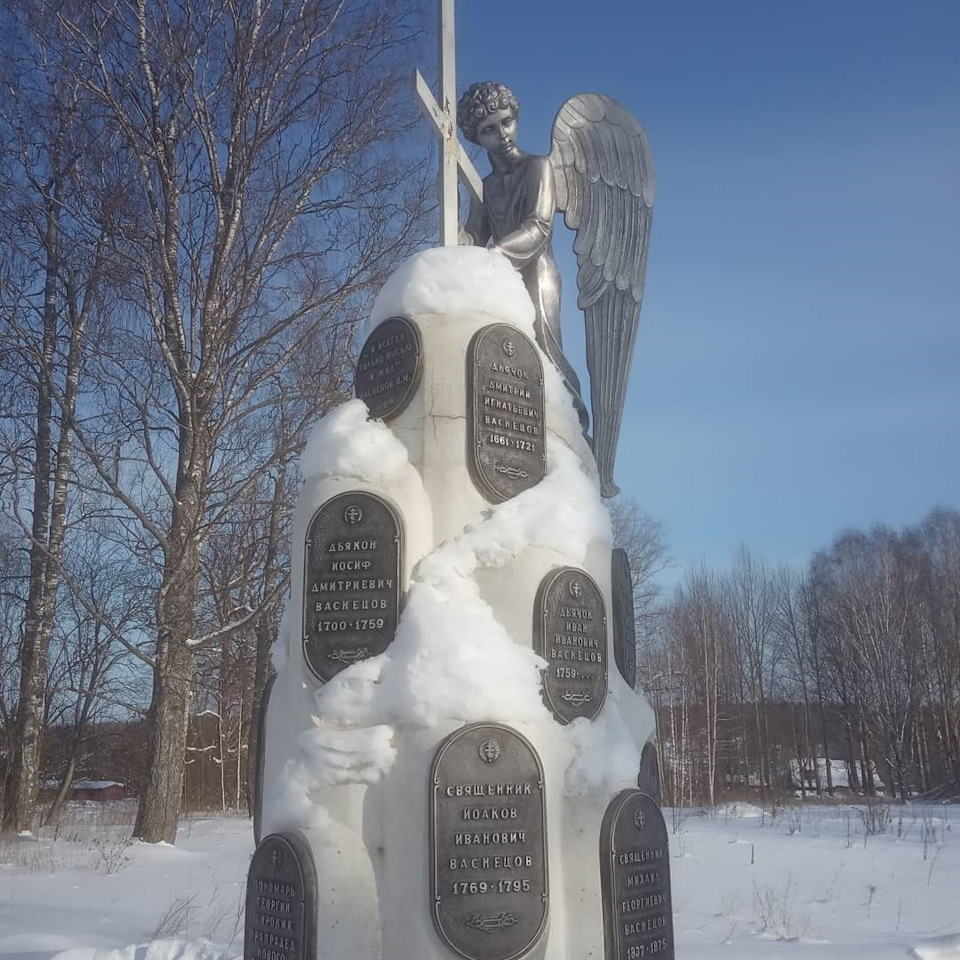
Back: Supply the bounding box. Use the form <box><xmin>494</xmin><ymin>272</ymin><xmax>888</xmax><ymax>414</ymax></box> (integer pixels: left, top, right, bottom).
<box><xmin>0</xmin><ymin>6</ymin><xmax>116</xmax><ymax>829</ymax></box>
<box><xmin>13</xmin><ymin>0</ymin><xmax>429</xmax><ymax>842</ymax></box>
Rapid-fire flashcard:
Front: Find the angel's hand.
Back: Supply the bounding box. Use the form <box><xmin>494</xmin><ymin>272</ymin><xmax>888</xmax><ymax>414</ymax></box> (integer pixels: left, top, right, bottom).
<box><xmin>458</xmin><ymin>223</ymin><xmax>474</xmax><ymax>246</ymax></box>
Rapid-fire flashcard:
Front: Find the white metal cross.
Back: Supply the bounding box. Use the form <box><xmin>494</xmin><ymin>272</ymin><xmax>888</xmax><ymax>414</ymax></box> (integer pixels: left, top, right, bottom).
<box><xmin>415</xmin><ymin>0</ymin><xmax>484</xmax><ymax>246</ymax></box>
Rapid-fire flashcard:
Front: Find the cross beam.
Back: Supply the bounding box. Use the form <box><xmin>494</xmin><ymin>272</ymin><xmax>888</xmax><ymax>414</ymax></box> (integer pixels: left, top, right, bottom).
<box><xmin>415</xmin><ymin>0</ymin><xmax>483</xmax><ymax>246</ymax></box>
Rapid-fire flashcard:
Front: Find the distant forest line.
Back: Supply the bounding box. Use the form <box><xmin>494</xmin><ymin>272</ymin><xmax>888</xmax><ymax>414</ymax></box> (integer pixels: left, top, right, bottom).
<box><xmin>624</xmin><ymin>505</ymin><xmax>960</xmax><ymax>807</ymax></box>
<box><xmin>6</xmin><ymin>504</ymin><xmax>958</xmax><ymax>819</ymax></box>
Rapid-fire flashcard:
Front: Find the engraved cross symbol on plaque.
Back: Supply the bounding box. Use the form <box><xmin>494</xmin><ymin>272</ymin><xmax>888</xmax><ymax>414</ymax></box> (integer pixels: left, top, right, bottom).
<box><xmin>415</xmin><ymin>0</ymin><xmax>484</xmax><ymax>246</ymax></box>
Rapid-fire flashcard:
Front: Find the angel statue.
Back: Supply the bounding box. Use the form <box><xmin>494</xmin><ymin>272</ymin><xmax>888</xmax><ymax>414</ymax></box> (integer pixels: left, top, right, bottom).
<box><xmin>456</xmin><ymin>81</ymin><xmax>653</xmax><ymax>499</ymax></box>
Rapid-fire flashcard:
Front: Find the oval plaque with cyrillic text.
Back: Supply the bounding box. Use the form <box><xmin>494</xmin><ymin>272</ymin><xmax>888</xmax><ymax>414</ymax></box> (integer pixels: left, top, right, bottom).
<box><xmin>302</xmin><ymin>492</ymin><xmax>401</xmax><ymax>682</ymax></box>
<box><xmin>355</xmin><ymin>315</ymin><xmax>422</xmax><ymax>420</ymax></box>
<box><xmin>244</xmin><ymin>832</ymin><xmax>317</xmax><ymax>960</ymax></box>
<box><xmin>534</xmin><ymin>566</ymin><xmax>608</xmax><ymax>724</ymax></box>
<box><xmin>430</xmin><ymin>723</ymin><xmax>548</xmax><ymax>960</ymax></box>
<box><xmin>600</xmin><ymin>791</ymin><xmax>675</xmax><ymax>960</ymax></box>
<box><xmin>467</xmin><ymin>324</ymin><xmax>545</xmax><ymax>503</ymax></box>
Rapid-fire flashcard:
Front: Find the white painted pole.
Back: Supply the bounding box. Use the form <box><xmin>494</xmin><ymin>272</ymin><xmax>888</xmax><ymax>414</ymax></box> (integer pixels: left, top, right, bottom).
<box><xmin>438</xmin><ymin>0</ymin><xmax>458</xmax><ymax>246</ymax></box>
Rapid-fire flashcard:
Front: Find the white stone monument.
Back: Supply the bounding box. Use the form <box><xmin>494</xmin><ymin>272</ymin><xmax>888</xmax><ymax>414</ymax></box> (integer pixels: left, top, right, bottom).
<box><xmin>249</xmin><ymin>247</ymin><xmax>663</xmax><ymax>960</ymax></box>
<box><xmin>244</xmin><ymin>5</ymin><xmax>671</xmax><ymax>959</ymax></box>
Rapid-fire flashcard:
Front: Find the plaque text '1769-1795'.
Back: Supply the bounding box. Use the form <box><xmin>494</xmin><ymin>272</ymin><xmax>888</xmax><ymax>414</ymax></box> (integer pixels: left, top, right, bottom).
<box><xmin>431</xmin><ymin>723</ymin><xmax>549</xmax><ymax>960</ymax></box>
<box><xmin>302</xmin><ymin>492</ymin><xmax>401</xmax><ymax>682</ymax></box>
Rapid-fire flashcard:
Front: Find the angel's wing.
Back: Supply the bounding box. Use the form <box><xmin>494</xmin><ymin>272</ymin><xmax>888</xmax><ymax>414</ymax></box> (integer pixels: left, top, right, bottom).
<box><xmin>550</xmin><ymin>94</ymin><xmax>653</xmax><ymax>498</ymax></box>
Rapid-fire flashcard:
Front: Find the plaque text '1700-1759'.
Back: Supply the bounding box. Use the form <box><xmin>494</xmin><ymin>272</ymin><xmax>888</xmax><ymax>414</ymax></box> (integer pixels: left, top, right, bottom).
<box><xmin>467</xmin><ymin>324</ymin><xmax>545</xmax><ymax>503</ymax></box>
<box><xmin>302</xmin><ymin>492</ymin><xmax>401</xmax><ymax>682</ymax></box>
<box><xmin>431</xmin><ymin>723</ymin><xmax>549</xmax><ymax>960</ymax></box>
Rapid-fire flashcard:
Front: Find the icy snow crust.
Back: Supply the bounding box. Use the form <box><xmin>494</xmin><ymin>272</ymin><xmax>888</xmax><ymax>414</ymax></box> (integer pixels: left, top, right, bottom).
<box><xmin>16</xmin><ymin>805</ymin><xmax>960</xmax><ymax>960</ymax></box>
<box><xmin>54</xmin><ymin>942</ymin><xmax>226</xmax><ymax>960</ymax></box>
<box><xmin>369</xmin><ymin>245</ymin><xmax>536</xmax><ymax>334</ymax></box>
<box><xmin>269</xmin><ymin>248</ymin><xmax>647</xmax><ymax>833</ymax></box>
<box><xmin>274</xmin><ymin>403</ymin><xmax>642</xmax><ymax>828</ymax></box>
<box><xmin>300</xmin><ymin>399</ymin><xmax>410</xmax><ymax>486</ymax></box>
<box><xmin>24</xmin><ymin>246</ymin><xmax>960</xmax><ymax>960</ymax></box>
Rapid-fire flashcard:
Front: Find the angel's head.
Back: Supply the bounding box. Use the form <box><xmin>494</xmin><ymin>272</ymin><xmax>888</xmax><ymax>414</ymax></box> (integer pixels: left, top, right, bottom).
<box><xmin>457</xmin><ymin>82</ymin><xmax>520</xmax><ymax>152</ymax></box>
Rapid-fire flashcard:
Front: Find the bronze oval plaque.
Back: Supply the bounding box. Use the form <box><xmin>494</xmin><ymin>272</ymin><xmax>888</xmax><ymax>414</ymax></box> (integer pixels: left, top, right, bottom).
<box><xmin>600</xmin><ymin>791</ymin><xmax>675</xmax><ymax>960</ymax></box>
<box><xmin>354</xmin><ymin>315</ymin><xmax>422</xmax><ymax>420</ymax></box>
<box><xmin>611</xmin><ymin>548</ymin><xmax>637</xmax><ymax>689</ymax></box>
<box><xmin>534</xmin><ymin>567</ymin><xmax>608</xmax><ymax>724</ymax></box>
<box><xmin>244</xmin><ymin>832</ymin><xmax>317</xmax><ymax>960</ymax></box>
<box><xmin>467</xmin><ymin>323</ymin><xmax>545</xmax><ymax>502</ymax></box>
<box><xmin>637</xmin><ymin>743</ymin><xmax>662</xmax><ymax>805</ymax></box>
<box><xmin>430</xmin><ymin>722</ymin><xmax>549</xmax><ymax>960</ymax></box>
<box><xmin>302</xmin><ymin>491</ymin><xmax>401</xmax><ymax>682</ymax></box>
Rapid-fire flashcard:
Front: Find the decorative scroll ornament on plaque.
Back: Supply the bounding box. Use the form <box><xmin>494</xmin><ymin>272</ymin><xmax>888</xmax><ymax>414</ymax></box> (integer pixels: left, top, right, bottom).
<box><xmin>302</xmin><ymin>492</ymin><xmax>401</xmax><ymax>682</ymax></box>
<box><xmin>244</xmin><ymin>832</ymin><xmax>317</xmax><ymax>960</ymax></box>
<box><xmin>467</xmin><ymin>323</ymin><xmax>545</xmax><ymax>503</ymax></box>
<box><xmin>534</xmin><ymin>566</ymin><xmax>608</xmax><ymax>724</ymax></box>
<box><xmin>600</xmin><ymin>791</ymin><xmax>675</xmax><ymax>960</ymax></box>
<box><xmin>430</xmin><ymin>722</ymin><xmax>549</xmax><ymax>960</ymax></box>
<box><xmin>354</xmin><ymin>315</ymin><xmax>423</xmax><ymax>420</ymax></box>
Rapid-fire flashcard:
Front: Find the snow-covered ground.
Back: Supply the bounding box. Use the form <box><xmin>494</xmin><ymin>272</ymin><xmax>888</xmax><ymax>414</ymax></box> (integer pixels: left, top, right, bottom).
<box><xmin>1</xmin><ymin>800</ymin><xmax>957</xmax><ymax>960</ymax></box>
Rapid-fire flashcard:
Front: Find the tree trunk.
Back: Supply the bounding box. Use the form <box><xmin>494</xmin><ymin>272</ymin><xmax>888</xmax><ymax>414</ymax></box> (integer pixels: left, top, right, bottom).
<box><xmin>247</xmin><ymin>467</ymin><xmax>285</xmax><ymax>817</ymax></box>
<box><xmin>44</xmin><ymin>755</ymin><xmax>77</xmax><ymax>827</ymax></box>
<box><xmin>134</xmin><ymin>419</ymin><xmax>205</xmax><ymax>843</ymax></box>
<box><xmin>134</xmin><ymin>635</ymin><xmax>196</xmax><ymax>843</ymax></box>
<box><xmin>5</xmin><ymin>185</ymin><xmax>61</xmax><ymax>834</ymax></box>
<box><xmin>818</xmin><ymin>694</ymin><xmax>833</xmax><ymax>795</ymax></box>
<box><xmin>858</xmin><ymin>714</ymin><xmax>873</xmax><ymax>796</ymax></box>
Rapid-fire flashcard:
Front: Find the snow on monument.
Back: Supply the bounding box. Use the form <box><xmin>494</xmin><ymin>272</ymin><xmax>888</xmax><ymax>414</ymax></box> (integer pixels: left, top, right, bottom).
<box><xmin>244</xmin><ymin>4</ymin><xmax>671</xmax><ymax>959</ymax></box>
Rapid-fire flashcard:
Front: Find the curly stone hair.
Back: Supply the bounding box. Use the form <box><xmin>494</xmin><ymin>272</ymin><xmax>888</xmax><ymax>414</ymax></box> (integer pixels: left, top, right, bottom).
<box><xmin>456</xmin><ymin>81</ymin><xmax>519</xmax><ymax>144</ymax></box>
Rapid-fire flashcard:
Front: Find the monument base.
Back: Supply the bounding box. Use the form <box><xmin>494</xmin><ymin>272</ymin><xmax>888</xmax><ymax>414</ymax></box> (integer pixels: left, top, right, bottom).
<box><xmin>250</xmin><ymin>248</ymin><xmax>663</xmax><ymax>960</ymax></box>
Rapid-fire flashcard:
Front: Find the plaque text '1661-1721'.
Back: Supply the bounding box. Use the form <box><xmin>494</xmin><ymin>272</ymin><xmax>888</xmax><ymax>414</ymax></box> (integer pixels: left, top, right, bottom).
<box><xmin>302</xmin><ymin>492</ymin><xmax>401</xmax><ymax>682</ymax></box>
<box><xmin>467</xmin><ymin>324</ymin><xmax>545</xmax><ymax>503</ymax></box>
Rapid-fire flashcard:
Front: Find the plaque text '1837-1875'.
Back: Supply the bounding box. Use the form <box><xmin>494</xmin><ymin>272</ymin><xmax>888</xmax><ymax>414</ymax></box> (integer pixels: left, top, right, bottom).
<box><xmin>600</xmin><ymin>791</ymin><xmax>675</xmax><ymax>960</ymax></box>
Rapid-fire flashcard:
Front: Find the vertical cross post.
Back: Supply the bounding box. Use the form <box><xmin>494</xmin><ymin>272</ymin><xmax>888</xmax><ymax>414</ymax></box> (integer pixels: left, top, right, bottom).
<box><xmin>437</xmin><ymin>0</ymin><xmax>458</xmax><ymax>246</ymax></box>
<box><xmin>415</xmin><ymin>0</ymin><xmax>484</xmax><ymax>246</ymax></box>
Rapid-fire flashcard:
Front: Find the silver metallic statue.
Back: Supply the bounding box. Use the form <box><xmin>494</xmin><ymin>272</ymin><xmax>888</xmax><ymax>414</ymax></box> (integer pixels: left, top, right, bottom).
<box><xmin>457</xmin><ymin>82</ymin><xmax>654</xmax><ymax>498</ymax></box>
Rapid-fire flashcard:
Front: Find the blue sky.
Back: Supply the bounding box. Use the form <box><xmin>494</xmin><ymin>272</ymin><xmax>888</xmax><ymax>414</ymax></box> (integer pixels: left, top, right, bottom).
<box><xmin>428</xmin><ymin>0</ymin><xmax>960</xmax><ymax>583</ymax></box>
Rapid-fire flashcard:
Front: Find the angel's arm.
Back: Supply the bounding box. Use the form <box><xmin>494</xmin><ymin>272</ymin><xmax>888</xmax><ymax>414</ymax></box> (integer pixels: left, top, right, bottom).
<box><xmin>493</xmin><ymin>157</ymin><xmax>555</xmax><ymax>267</ymax></box>
<box><xmin>460</xmin><ymin>193</ymin><xmax>491</xmax><ymax>247</ymax></box>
